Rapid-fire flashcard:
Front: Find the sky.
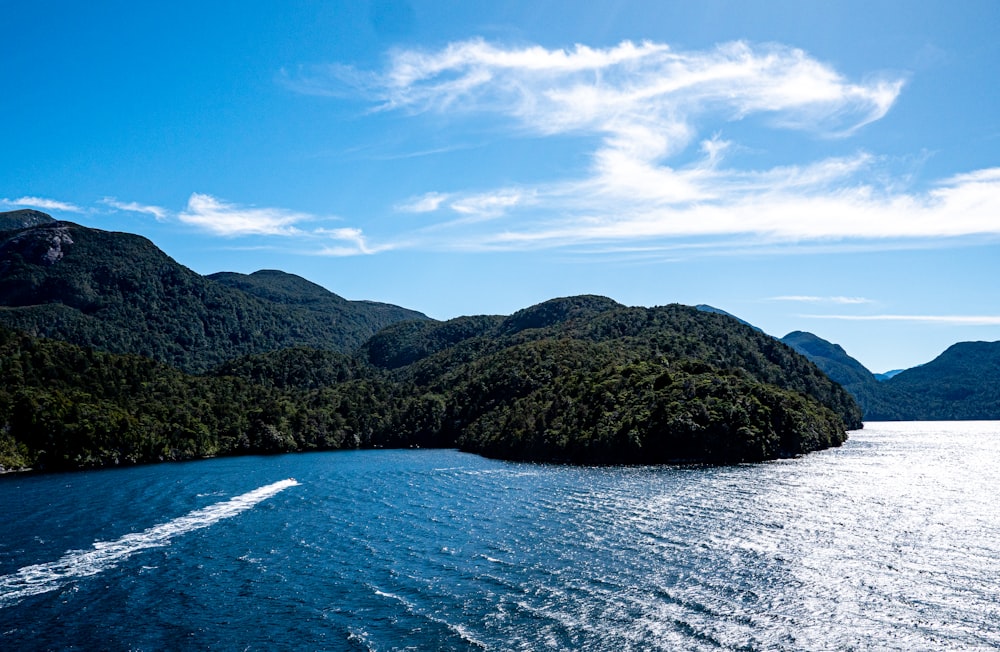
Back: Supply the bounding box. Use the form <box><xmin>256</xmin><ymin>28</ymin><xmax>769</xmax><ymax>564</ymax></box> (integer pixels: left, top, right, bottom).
<box><xmin>3</xmin><ymin>0</ymin><xmax>1000</xmax><ymax>373</ymax></box>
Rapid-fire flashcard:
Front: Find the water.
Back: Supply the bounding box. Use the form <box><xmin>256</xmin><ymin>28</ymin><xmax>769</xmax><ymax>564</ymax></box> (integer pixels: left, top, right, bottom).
<box><xmin>1</xmin><ymin>422</ymin><xmax>999</xmax><ymax>651</ymax></box>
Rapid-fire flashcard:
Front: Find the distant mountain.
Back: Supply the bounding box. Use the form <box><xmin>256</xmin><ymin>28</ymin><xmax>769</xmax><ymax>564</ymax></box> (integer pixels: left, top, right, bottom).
<box><xmin>874</xmin><ymin>369</ymin><xmax>905</xmax><ymax>381</ymax></box>
<box><xmin>208</xmin><ymin>269</ymin><xmax>426</xmax><ymax>344</ymax></box>
<box><xmin>209</xmin><ymin>269</ymin><xmax>351</xmax><ymax>306</ymax></box>
<box><xmin>779</xmin><ymin>331</ymin><xmax>883</xmax><ymax>415</ymax></box>
<box><xmin>695</xmin><ymin>304</ymin><xmax>762</xmax><ymax>331</ymax></box>
<box><xmin>0</xmin><ymin>217</ymin><xmax>426</xmax><ymax>372</ymax></box>
<box><xmin>868</xmin><ymin>342</ymin><xmax>1000</xmax><ymax>420</ymax></box>
<box><xmin>781</xmin><ymin>330</ymin><xmax>1000</xmax><ymax>421</ymax></box>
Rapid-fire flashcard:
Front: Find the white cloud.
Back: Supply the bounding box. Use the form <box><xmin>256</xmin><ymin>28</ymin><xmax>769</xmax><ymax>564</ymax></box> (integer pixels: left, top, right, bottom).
<box><xmin>314</xmin><ymin>227</ymin><xmax>394</xmax><ymax>256</ymax></box>
<box><xmin>396</xmin><ymin>192</ymin><xmax>451</xmax><ymax>213</ymax></box>
<box><xmin>288</xmin><ymin>38</ymin><xmax>1000</xmax><ymax>252</ymax></box>
<box><xmin>804</xmin><ymin>314</ymin><xmax>1000</xmax><ymax>326</ymax></box>
<box><xmin>2</xmin><ymin>196</ymin><xmax>83</xmax><ymax>212</ymax></box>
<box><xmin>101</xmin><ymin>197</ymin><xmax>169</xmax><ymax>221</ymax></box>
<box><xmin>359</xmin><ymin>39</ymin><xmax>901</xmax><ymax>139</ymax></box>
<box><xmin>770</xmin><ymin>295</ymin><xmax>875</xmax><ymax>305</ymax></box>
<box><xmin>177</xmin><ymin>193</ymin><xmax>312</xmax><ymax>236</ymax></box>
<box><xmin>362</xmin><ymin>38</ymin><xmax>902</xmax><ymax>154</ymax></box>
<box><xmin>278</xmin><ymin>36</ymin><xmax>1000</xmax><ymax>259</ymax></box>
<box><xmin>450</xmin><ymin>189</ymin><xmax>525</xmax><ymax>218</ymax></box>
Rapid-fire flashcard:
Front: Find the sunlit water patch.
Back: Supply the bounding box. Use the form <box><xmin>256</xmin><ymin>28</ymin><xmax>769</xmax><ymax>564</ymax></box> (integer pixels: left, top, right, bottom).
<box><xmin>1</xmin><ymin>423</ymin><xmax>999</xmax><ymax>650</ymax></box>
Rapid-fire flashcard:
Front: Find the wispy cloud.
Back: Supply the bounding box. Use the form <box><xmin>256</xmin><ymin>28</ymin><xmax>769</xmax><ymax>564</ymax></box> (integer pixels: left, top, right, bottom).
<box><xmin>397</xmin><ymin>192</ymin><xmax>451</xmax><ymax>213</ymax></box>
<box><xmin>398</xmin><ymin>188</ymin><xmax>530</xmax><ymax>224</ymax></box>
<box><xmin>313</xmin><ymin>227</ymin><xmax>394</xmax><ymax>256</ymax></box>
<box><xmin>101</xmin><ymin>197</ymin><xmax>169</xmax><ymax>221</ymax></box>
<box><xmin>804</xmin><ymin>314</ymin><xmax>1000</xmax><ymax>326</ymax></box>
<box><xmin>450</xmin><ymin>189</ymin><xmax>526</xmax><ymax>218</ymax></box>
<box><xmin>3</xmin><ymin>192</ymin><xmax>399</xmax><ymax>255</ymax></box>
<box><xmin>286</xmin><ymin>38</ymin><xmax>1000</xmax><ymax>253</ymax></box>
<box><xmin>177</xmin><ymin>193</ymin><xmax>312</xmax><ymax>236</ymax></box>
<box><xmin>2</xmin><ymin>196</ymin><xmax>83</xmax><ymax>212</ymax></box>
<box><xmin>769</xmin><ymin>295</ymin><xmax>875</xmax><ymax>305</ymax></box>
<box><xmin>353</xmin><ymin>39</ymin><xmax>900</xmax><ymax>137</ymax></box>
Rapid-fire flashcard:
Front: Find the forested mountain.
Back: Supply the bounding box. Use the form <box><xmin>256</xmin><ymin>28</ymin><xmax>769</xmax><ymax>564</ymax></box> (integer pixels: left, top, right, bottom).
<box><xmin>0</xmin><ymin>214</ymin><xmax>426</xmax><ymax>372</ymax></box>
<box><xmin>0</xmin><ymin>211</ymin><xmax>868</xmax><ymax>471</ymax></box>
<box><xmin>696</xmin><ymin>304</ymin><xmax>762</xmax><ymax>332</ymax></box>
<box><xmin>782</xmin><ymin>330</ymin><xmax>1000</xmax><ymax>420</ymax></box>
<box><xmin>780</xmin><ymin>331</ymin><xmax>884</xmax><ymax>415</ymax></box>
<box><xmin>0</xmin><ymin>295</ymin><xmax>861</xmax><ymax>472</ymax></box>
<box><xmin>2</xmin><ymin>207</ymin><xmax>993</xmax><ymax>474</ymax></box>
<box><xmin>0</xmin><ymin>326</ymin><xmax>406</xmax><ymax>471</ymax></box>
<box><xmin>359</xmin><ymin>296</ymin><xmax>861</xmax><ymax>464</ymax></box>
<box><xmin>866</xmin><ymin>341</ymin><xmax>1000</xmax><ymax>420</ymax></box>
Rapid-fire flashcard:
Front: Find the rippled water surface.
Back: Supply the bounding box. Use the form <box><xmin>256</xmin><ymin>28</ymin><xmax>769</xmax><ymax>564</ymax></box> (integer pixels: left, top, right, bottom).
<box><xmin>2</xmin><ymin>422</ymin><xmax>999</xmax><ymax>650</ymax></box>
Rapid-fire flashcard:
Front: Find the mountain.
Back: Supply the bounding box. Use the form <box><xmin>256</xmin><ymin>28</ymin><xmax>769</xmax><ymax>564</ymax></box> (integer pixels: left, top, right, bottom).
<box><xmin>868</xmin><ymin>341</ymin><xmax>1000</xmax><ymax>420</ymax></box>
<box><xmin>361</xmin><ymin>296</ymin><xmax>861</xmax><ymax>464</ymax></box>
<box><xmin>779</xmin><ymin>330</ymin><xmax>884</xmax><ymax>415</ymax></box>
<box><xmin>0</xmin><ymin>295</ymin><xmax>861</xmax><ymax>472</ymax></box>
<box><xmin>0</xmin><ymin>217</ymin><xmax>426</xmax><ymax>372</ymax></box>
<box><xmin>781</xmin><ymin>329</ymin><xmax>1000</xmax><ymax>420</ymax></box>
<box><xmin>0</xmin><ymin>325</ymin><xmax>394</xmax><ymax>471</ymax></box>
<box><xmin>874</xmin><ymin>369</ymin><xmax>905</xmax><ymax>381</ymax></box>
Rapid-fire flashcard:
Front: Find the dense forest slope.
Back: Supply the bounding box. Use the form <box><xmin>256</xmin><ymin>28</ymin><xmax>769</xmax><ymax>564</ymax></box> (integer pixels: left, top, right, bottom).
<box><xmin>0</xmin><ymin>213</ymin><xmax>426</xmax><ymax>371</ymax></box>
<box><xmin>0</xmin><ymin>327</ymin><xmax>409</xmax><ymax>471</ymax></box>
<box><xmin>866</xmin><ymin>342</ymin><xmax>1000</xmax><ymax>420</ymax></box>
<box><xmin>0</xmin><ymin>297</ymin><xmax>861</xmax><ymax>471</ymax></box>
<box><xmin>782</xmin><ymin>330</ymin><xmax>1000</xmax><ymax>420</ymax></box>
<box><xmin>0</xmin><ymin>211</ymin><xmax>862</xmax><ymax>471</ymax></box>
<box><xmin>361</xmin><ymin>297</ymin><xmax>861</xmax><ymax>464</ymax></box>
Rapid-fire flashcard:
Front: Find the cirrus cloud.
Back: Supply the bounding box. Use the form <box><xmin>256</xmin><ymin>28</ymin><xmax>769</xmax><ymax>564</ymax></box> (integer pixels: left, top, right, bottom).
<box><xmin>287</xmin><ymin>38</ymin><xmax>1000</xmax><ymax>253</ymax></box>
<box><xmin>313</xmin><ymin>226</ymin><xmax>395</xmax><ymax>256</ymax></box>
<box><xmin>101</xmin><ymin>197</ymin><xmax>169</xmax><ymax>221</ymax></box>
<box><xmin>803</xmin><ymin>314</ymin><xmax>1000</xmax><ymax>326</ymax></box>
<box><xmin>2</xmin><ymin>196</ymin><xmax>83</xmax><ymax>213</ymax></box>
<box><xmin>177</xmin><ymin>193</ymin><xmax>313</xmax><ymax>236</ymax></box>
<box><xmin>769</xmin><ymin>295</ymin><xmax>875</xmax><ymax>305</ymax></box>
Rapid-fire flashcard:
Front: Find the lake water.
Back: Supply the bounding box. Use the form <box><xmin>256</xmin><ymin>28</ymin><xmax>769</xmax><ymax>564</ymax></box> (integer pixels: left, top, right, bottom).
<box><xmin>2</xmin><ymin>421</ymin><xmax>999</xmax><ymax>651</ymax></box>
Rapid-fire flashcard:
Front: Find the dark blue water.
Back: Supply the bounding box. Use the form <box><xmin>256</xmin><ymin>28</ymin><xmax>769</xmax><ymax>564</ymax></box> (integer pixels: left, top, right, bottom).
<box><xmin>2</xmin><ymin>422</ymin><xmax>999</xmax><ymax>651</ymax></box>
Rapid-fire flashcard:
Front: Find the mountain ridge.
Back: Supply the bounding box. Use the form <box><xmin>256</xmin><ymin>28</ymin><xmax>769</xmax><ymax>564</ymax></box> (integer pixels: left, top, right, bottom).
<box><xmin>0</xmin><ymin>296</ymin><xmax>860</xmax><ymax>471</ymax></box>
<box><xmin>0</xmin><ymin>215</ymin><xmax>427</xmax><ymax>372</ymax></box>
<box><xmin>0</xmin><ymin>214</ymin><xmax>862</xmax><ymax>470</ymax></box>
<box><xmin>781</xmin><ymin>330</ymin><xmax>1000</xmax><ymax>420</ymax></box>
<box><xmin>18</xmin><ymin>209</ymin><xmax>999</xmax><ymax>471</ymax></box>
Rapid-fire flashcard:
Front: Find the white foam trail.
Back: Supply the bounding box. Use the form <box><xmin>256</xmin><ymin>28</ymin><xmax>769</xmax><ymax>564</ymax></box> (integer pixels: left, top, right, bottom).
<box><xmin>0</xmin><ymin>478</ymin><xmax>299</xmax><ymax>607</ymax></box>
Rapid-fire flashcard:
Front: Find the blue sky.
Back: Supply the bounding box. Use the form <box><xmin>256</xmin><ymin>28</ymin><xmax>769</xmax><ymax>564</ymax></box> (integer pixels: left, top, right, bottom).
<box><xmin>3</xmin><ymin>0</ymin><xmax>1000</xmax><ymax>373</ymax></box>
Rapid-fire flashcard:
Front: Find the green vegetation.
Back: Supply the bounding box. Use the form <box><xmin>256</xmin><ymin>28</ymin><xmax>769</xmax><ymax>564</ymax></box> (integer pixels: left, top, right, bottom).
<box><xmin>0</xmin><ymin>214</ymin><xmax>862</xmax><ymax>472</ymax></box>
<box><xmin>0</xmin><ymin>326</ymin><xmax>427</xmax><ymax>471</ymax></box>
<box><xmin>867</xmin><ymin>342</ymin><xmax>1000</xmax><ymax>420</ymax></box>
<box><xmin>0</xmin><ymin>209</ymin><xmax>54</xmax><ymax>231</ymax></box>
<box><xmin>780</xmin><ymin>331</ymin><xmax>886</xmax><ymax>415</ymax></box>
<box><xmin>0</xmin><ymin>297</ymin><xmax>860</xmax><ymax>472</ymax></box>
<box><xmin>365</xmin><ymin>297</ymin><xmax>859</xmax><ymax>464</ymax></box>
<box><xmin>782</xmin><ymin>331</ymin><xmax>1000</xmax><ymax>420</ymax></box>
<box><xmin>0</xmin><ymin>219</ymin><xmax>426</xmax><ymax>372</ymax></box>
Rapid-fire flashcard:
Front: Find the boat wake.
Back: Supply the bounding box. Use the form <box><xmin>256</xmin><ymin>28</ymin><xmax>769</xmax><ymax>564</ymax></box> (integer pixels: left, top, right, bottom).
<box><xmin>0</xmin><ymin>478</ymin><xmax>299</xmax><ymax>608</ymax></box>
